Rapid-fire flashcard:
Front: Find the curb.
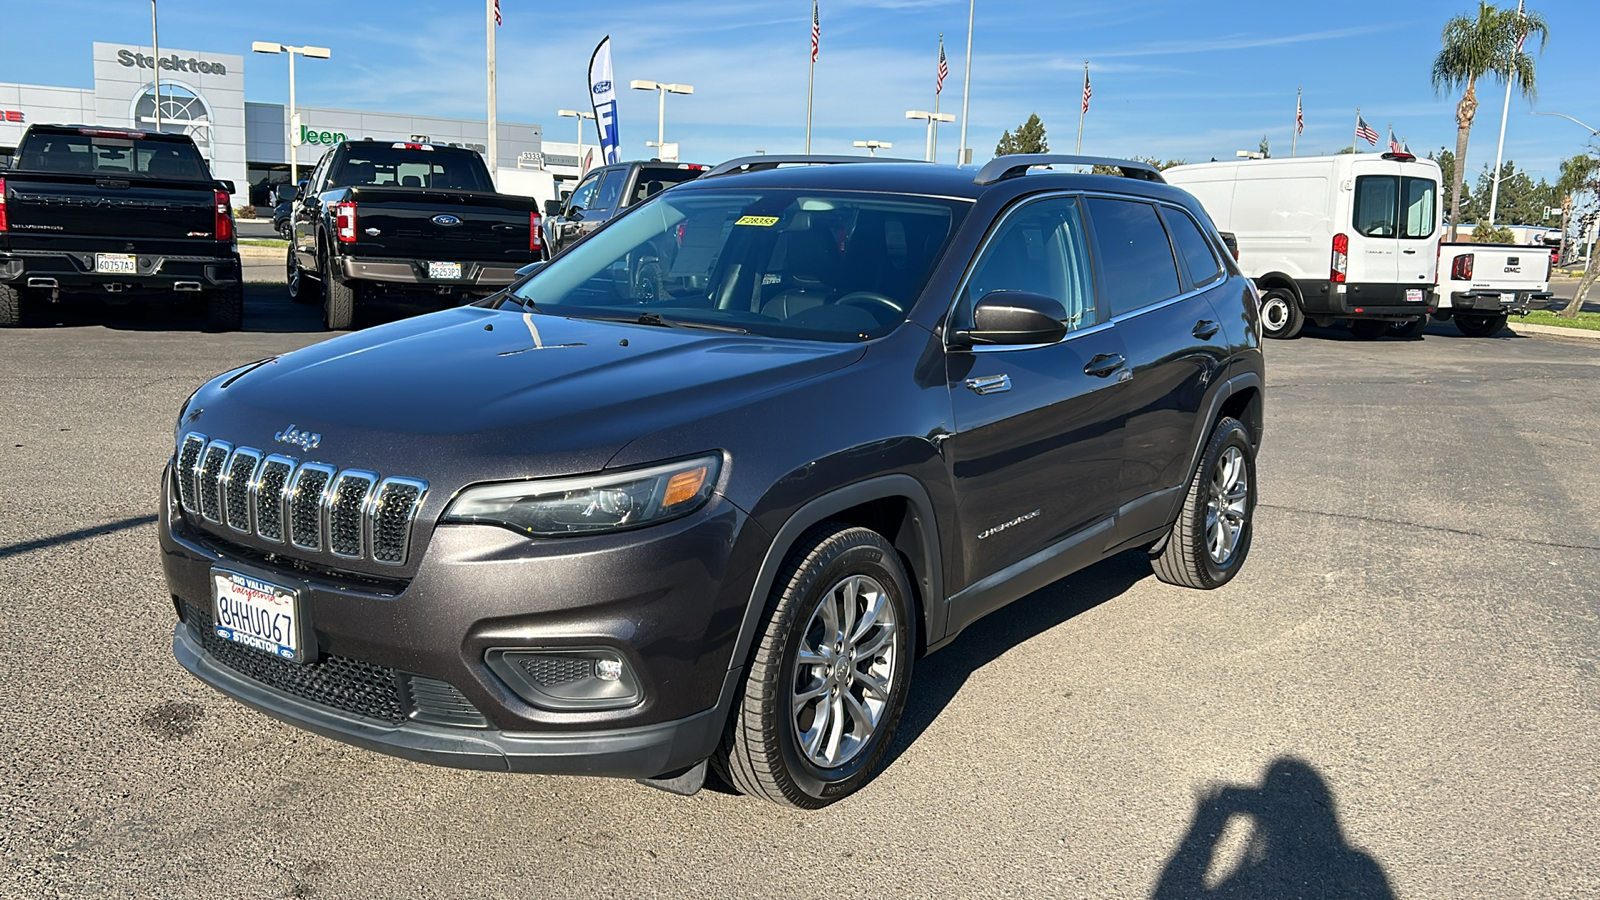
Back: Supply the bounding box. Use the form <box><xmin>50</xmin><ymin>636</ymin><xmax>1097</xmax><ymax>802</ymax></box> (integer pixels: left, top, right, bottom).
<box><xmin>1507</xmin><ymin>321</ymin><xmax>1600</xmax><ymax>342</ymax></box>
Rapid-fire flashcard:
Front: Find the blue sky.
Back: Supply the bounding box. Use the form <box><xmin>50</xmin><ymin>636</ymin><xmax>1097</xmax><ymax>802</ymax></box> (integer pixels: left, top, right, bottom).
<box><xmin>2</xmin><ymin>0</ymin><xmax>1595</xmax><ymax>183</ymax></box>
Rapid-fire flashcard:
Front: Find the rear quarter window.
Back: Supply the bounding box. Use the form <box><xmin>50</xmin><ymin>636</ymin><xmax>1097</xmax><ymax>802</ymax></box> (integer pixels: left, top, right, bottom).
<box><xmin>1086</xmin><ymin>197</ymin><xmax>1182</xmax><ymax>317</ymax></box>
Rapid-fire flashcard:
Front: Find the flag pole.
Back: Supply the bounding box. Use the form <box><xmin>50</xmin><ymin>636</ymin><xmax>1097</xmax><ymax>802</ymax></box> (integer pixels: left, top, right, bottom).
<box><xmin>151</xmin><ymin>0</ymin><xmax>161</xmax><ymax>132</ymax></box>
<box><xmin>956</xmin><ymin>0</ymin><xmax>973</xmax><ymax>165</ymax></box>
<box><xmin>486</xmin><ymin>0</ymin><xmax>498</xmax><ymax>186</ymax></box>
<box><xmin>1353</xmin><ymin>107</ymin><xmax>1360</xmax><ymax>154</ymax></box>
<box><xmin>1075</xmin><ymin>61</ymin><xmax>1086</xmax><ymax>154</ymax></box>
<box><xmin>1292</xmin><ymin>88</ymin><xmax>1299</xmax><ymax>157</ymax></box>
<box><xmin>1487</xmin><ymin>0</ymin><xmax>1525</xmax><ymax>226</ymax></box>
<box><xmin>805</xmin><ymin>0</ymin><xmax>816</xmax><ymax>154</ymax></box>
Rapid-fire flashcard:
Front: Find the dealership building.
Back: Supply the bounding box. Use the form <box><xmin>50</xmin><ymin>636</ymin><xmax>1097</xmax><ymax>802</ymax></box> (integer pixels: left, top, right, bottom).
<box><xmin>0</xmin><ymin>42</ymin><xmax>582</xmax><ymax>208</ymax></box>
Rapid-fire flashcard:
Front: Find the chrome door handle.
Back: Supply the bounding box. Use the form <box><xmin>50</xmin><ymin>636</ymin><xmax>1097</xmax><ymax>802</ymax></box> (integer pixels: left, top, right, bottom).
<box><xmin>1193</xmin><ymin>320</ymin><xmax>1220</xmax><ymax>340</ymax></box>
<box><xmin>1084</xmin><ymin>353</ymin><xmax>1126</xmax><ymax>378</ymax></box>
<box><xmin>965</xmin><ymin>374</ymin><xmax>1012</xmax><ymax>395</ymax></box>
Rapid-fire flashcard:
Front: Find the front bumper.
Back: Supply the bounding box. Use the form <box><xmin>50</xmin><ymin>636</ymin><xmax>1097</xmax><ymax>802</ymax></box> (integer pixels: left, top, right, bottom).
<box><xmin>0</xmin><ymin>248</ymin><xmax>240</xmax><ymax>292</ymax></box>
<box><xmin>333</xmin><ymin>255</ymin><xmax>524</xmax><ymax>290</ymax></box>
<box><xmin>158</xmin><ymin>463</ymin><xmax>764</xmax><ymax>779</ymax></box>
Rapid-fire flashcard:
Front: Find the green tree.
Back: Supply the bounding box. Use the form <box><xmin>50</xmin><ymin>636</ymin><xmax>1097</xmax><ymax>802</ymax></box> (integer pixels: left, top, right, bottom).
<box><xmin>1474</xmin><ymin>160</ymin><xmax>1550</xmax><ymax>225</ymax></box>
<box><xmin>1429</xmin><ymin>148</ymin><xmax>1477</xmax><ymax>224</ymax></box>
<box><xmin>1431</xmin><ymin>1</ymin><xmax>1549</xmax><ymax>240</ymax></box>
<box><xmin>1091</xmin><ymin>156</ymin><xmax>1187</xmax><ymax>176</ymax></box>
<box><xmin>1556</xmin><ymin>154</ymin><xmax>1599</xmax><ymax>317</ymax></box>
<box><xmin>996</xmin><ymin>113</ymin><xmax>1049</xmax><ymax>155</ymax></box>
<box><xmin>1258</xmin><ymin>136</ymin><xmax>1271</xmax><ymax>159</ymax></box>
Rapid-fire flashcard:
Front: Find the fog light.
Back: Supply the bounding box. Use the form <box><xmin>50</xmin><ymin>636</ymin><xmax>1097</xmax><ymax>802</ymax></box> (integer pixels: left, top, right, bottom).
<box><xmin>485</xmin><ymin>648</ymin><xmax>642</xmax><ymax>711</ymax></box>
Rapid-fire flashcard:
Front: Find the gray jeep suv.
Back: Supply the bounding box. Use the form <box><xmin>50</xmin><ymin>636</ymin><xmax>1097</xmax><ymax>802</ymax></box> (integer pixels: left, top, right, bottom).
<box><xmin>159</xmin><ymin>154</ymin><xmax>1264</xmax><ymax>808</ymax></box>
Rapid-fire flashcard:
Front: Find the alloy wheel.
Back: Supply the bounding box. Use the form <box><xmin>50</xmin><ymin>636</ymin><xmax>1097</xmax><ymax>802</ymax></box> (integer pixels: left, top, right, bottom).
<box><xmin>1205</xmin><ymin>446</ymin><xmax>1249</xmax><ymax>565</ymax></box>
<box><xmin>791</xmin><ymin>573</ymin><xmax>898</xmax><ymax>769</ymax></box>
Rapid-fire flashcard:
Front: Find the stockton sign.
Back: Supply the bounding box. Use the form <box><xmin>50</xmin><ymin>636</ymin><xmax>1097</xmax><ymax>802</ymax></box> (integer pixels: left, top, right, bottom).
<box><xmin>117</xmin><ymin>49</ymin><xmax>228</xmax><ymax>76</ymax></box>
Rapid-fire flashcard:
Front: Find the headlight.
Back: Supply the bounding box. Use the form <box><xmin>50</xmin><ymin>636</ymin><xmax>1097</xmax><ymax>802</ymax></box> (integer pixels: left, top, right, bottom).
<box><xmin>441</xmin><ymin>453</ymin><xmax>722</xmax><ymax>537</ymax></box>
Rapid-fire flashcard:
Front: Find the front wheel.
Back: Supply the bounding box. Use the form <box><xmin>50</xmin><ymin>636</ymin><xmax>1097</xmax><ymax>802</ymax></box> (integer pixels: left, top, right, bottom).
<box><xmin>1455</xmin><ymin>314</ymin><xmax>1507</xmax><ymax>337</ymax></box>
<box><xmin>1151</xmin><ymin>417</ymin><xmax>1257</xmax><ymax>590</ymax></box>
<box><xmin>1258</xmin><ymin>289</ymin><xmax>1304</xmax><ymax>339</ymax></box>
<box><xmin>715</xmin><ymin>524</ymin><xmax>915</xmax><ymax>808</ymax></box>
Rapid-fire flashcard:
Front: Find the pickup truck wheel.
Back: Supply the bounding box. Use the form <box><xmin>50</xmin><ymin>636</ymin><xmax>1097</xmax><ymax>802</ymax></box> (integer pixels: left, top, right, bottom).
<box><xmin>286</xmin><ymin>250</ymin><xmax>321</xmax><ymax>305</ymax></box>
<box><xmin>1348</xmin><ymin>319</ymin><xmax>1389</xmax><ymax>340</ymax></box>
<box><xmin>1258</xmin><ymin>289</ymin><xmax>1304</xmax><ymax>339</ymax></box>
<box><xmin>322</xmin><ymin>262</ymin><xmax>357</xmax><ymax>331</ymax></box>
<box><xmin>0</xmin><ymin>283</ymin><xmax>24</xmax><ymax>327</ymax></box>
<box><xmin>203</xmin><ymin>286</ymin><xmax>243</xmax><ymax>332</ymax></box>
<box><xmin>714</xmin><ymin>524</ymin><xmax>914</xmax><ymax>808</ymax></box>
<box><xmin>1388</xmin><ymin>315</ymin><xmax>1429</xmax><ymax>339</ymax></box>
<box><xmin>1455</xmin><ymin>314</ymin><xmax>1507</xmax><ymax>337</ymax></box>
<box><xmin>1151</xmin><ymin>417</ymin><xmax>1256</xmax><ymax>590</ymax></box>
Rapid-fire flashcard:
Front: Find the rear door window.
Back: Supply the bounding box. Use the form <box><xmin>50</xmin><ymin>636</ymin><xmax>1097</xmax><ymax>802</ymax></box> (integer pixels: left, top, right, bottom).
<box><xmin>1161</xmin><ymin>207</ymin><xmax>1225</xmax><ymax>289</ymax></box>
<box><xmin>1353</xmin><ymin>176</ymin><xmax>1399</xmax><ymax>237</ymax></box>
<box><xmin>593</xmin><ymin>169</ymin><xmax>626</xmax><ymax>212</ymax></box>
<box><xmin>1085</xmin><ymin>197</ymin><xmax>1182</xmax><ymax>317</ymax></box>
<box><xmin>1401</xmin><ymin>177</ymin><xmax>1436</xmax><ymax>239</ymax></box>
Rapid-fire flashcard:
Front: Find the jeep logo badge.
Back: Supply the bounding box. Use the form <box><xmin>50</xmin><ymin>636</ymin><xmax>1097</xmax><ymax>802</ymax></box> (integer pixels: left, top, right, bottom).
<box><xmin>274</xmin><ymin>424</ymin><xmax>322</xmax><ymax>451</ymax></box>
<box><xmin>432</xmin><ymin>214</ymin><xmax>462</xmax><ymax>227</ymax></box>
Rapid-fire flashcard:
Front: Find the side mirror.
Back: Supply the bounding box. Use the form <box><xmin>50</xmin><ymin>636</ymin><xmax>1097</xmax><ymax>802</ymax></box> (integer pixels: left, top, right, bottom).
<box><xmin>543</xmin><ymin>199</ymin><xmax>563</xmax><ymax>218</ymax></box>
<box><xmin>273</xmin><ymin>184</ymin><xmax>295</xmax><ymax>204</ymax></box>
<box><xmin>952</xmin><ymin>291</ymin><xmax>1069</xmax><ymax>347</ymax></box>
<box><xmin>216</xmin><ymin>180</ymin><xmax>236</xmax><ymax>195</ymax></box>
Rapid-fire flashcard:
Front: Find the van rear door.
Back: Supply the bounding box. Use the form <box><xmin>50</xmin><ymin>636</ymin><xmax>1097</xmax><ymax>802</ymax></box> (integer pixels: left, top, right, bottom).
<box><xmin>1349</xmin><ymin>159</ymin><xmax>1439</xmax><ymax>293</ymax></box>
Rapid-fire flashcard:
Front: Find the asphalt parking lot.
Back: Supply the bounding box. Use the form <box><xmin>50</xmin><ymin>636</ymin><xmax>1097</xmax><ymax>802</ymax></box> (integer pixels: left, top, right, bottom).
<box><xmin>2</xmin><ymin>277</ymin><xmax>1599</xmax><ymax>898</ymax></box>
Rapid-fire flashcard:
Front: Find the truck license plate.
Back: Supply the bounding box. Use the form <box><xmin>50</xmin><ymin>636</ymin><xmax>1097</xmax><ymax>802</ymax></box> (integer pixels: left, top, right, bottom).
<box><xmin>211</xmin><ymin>569</ymin><xmax>301</xmax><ymax>661</ymax></box>
<box><xmin>1405</xmin><ymin>288</ymin><xmax>1424</xmax><ymax>303</ymax></box>
<box><xmin>95</xmin><ymin>253</ymin><xmax>137</xmax><ymax>275</ymax></box>
<box><xmin>428</xmin><ymin>261</ymin><xmax>462</xmax><ymax>280</ymax></box>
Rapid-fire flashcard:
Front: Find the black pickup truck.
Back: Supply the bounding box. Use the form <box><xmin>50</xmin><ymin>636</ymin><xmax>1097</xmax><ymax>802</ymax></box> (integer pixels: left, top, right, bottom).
<box><xmin>543</xmin><ymin>160</ymin><xmax>708</xmax><ymax>257</ymax></box>
<box><xmin>287</xmin><ymin>140</ymin><xmax>540</xmax><ymax>330</ymax></box>
<box><xmin>0</xmin><ymin>125</ymin><xmax>242</xmax><ymax>330</ymax></box>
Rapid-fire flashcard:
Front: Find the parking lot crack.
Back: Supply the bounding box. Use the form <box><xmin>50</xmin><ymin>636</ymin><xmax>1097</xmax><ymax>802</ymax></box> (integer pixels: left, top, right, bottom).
<box><xmin>1258</xmin><ymin>502</ymin><xmax>1600</xmax><ymax>552</ymax></box>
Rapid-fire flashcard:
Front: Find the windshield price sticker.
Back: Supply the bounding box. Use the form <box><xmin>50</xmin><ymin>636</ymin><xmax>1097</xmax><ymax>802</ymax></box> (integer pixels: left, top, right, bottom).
<box><xmin>211</xmin><ymin>570</ymin><xmax>299</xmax><ymax>661</ymax></box>
<box><xmin>734</xmin><ymin>215</ymin><xmax>780</xmax><ymax>227</ymax></box>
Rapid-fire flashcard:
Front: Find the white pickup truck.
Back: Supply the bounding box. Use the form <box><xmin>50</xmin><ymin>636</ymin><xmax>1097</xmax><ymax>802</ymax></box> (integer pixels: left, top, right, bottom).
<box><xmin>1434</xmin><ymin>243</ymin><xmax>1553</xmax><ymax>337</ymax></box>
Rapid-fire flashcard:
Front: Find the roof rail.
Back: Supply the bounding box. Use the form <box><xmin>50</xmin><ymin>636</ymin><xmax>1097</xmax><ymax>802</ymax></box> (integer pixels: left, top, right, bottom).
<box><xmin>703</xmin><ymin>154</ymin><xmax>925</xmax><ymax>178</ymax></box>
<box><xmin>972</xmin><ymin>154</ymin><xmax>1165</xmax><ymax>185</ymax></box>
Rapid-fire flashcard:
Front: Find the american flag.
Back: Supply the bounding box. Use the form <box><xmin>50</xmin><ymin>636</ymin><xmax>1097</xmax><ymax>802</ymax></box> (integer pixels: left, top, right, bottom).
<box><xmin>493</xmin><ymin>0</ymin><xmax>501</xmax><ymax>26</ymax></box>
<box><xmin>1081</xmin><ymin>68</ymin><xmax>1091</xmax><ymax>115</ymax></box>
<box><xmin>1387</xmin><ymin>126</ymin><xmax>1401</xmax><ymax>154</ymax></box>
<box><xmin>811</xmin><ymin>1</ymin><xmax>820</xmax><ymax>63</ymax></box>
<box><xmin>936</xmin><ymin>36</ymin><xmax>948</xmax><ymax>95</ymax></box>
<box><xmin>1295</xmin><ymin>93</ymin><xmax>1303</xmax><ymax>136</ymax></box>
<box><xmin>1355</xmin><ymin>115</ymin><xmax>1379</xmax><ymax>146</ymax></box>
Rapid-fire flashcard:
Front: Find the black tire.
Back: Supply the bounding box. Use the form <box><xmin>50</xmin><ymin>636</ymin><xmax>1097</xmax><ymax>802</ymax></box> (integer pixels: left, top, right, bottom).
<box><xmin>1388</xmin><ymin>315</ymin><xmax>1428</xmax><ymax>339</ymax></box>
<box><xmin>1258</xmin><ymin>288</ymin><xmax>1304</xmax><ymax>339</ymax></box>
<box><xmin>286</xmin><ymin>247</ymin><xmax>321</xmax><ymax>305</ymax></box>
<box><xmin>1455</xmin><ymin>314</ymin><xmax>1507</xmax><ymax>337</ymax></box>
<box><xmin>1348</xmin><ymin>319</ymin><xmax>1389</xmax><ymax>340</ymax></box>
<box><xmin>203</xmin><ymin>285</ymin><xmax>243</xmax><ymax>332</ymax></box>
<box><xmin>322</xmin><ymin>259</ymin><xmax>356</xmax><ymax>331</ymax></box>
<box><xmin>0</xmin><ymin>283</ymin><xmax>23</xmax><ymax>327</ymax></box>
<box><xmin>714</xmin><ymin>524</ymin><xmax>916</xmax><ymax>808</ymax></box>
<box><xmin>1151</xmin><ymin>417</ymin><xmax>1257</xmax><ymax>590</ymax></box>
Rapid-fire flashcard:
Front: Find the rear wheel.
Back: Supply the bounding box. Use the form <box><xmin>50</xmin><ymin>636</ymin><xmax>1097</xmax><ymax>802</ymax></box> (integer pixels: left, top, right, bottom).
<box><xmin>322</xmin><ymin>258</ymin><xmax>356</xmax><ymax>330</ymax></box>
<box><xmin>1455</xmin><ymin>314</ymin><xmax>1507</xmax><ymax>337</ymax></box>
<box><xmin>714</xmin><ymin>524</ymin><xmax>915</xmax><ymax>808</ymax></box>
<box><xmin>1388</xmin><ymin>315</ymin><xmax>1428</xmax><ymax>339</ymax></box>
<box><xmin>1258</xmin><ymin>288</ymin><xmax>1304</xmax><ymax>339</ymax></box>
<box><xmin>1151</xmin><ymin>417</ymin><xmax>1256</xmax><ymax>590</ymax></box>
<box><xmin>203</xmin><ymin>285</ymin><xmax>243</xmax><ymax>332</ymax></box>
<box><xmin>1348</xmin><ymin>319</ymin><xmax>1389</xmax><ymax>340</ymax></box>
<box><xmin>0</xmin><ymin>283</ymin><xmax>24</xmax><ymax>327</ymax></box>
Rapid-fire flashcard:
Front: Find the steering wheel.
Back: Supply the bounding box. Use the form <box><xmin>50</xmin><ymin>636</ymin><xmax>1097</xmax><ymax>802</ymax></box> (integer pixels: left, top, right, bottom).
<box><xmin>836</xmin><ymin>291</ymin><xmax>904</xmax><ymax>316</ymax></box>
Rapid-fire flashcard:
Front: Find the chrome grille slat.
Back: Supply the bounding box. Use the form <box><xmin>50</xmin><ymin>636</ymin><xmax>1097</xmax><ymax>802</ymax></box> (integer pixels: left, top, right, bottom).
<box><xmin>223</xmin><ymin>449</ymin><xmax>262</xmax><ymax>534</ymax></box>
<box><xmin>177</xmin><ymin>434</ymin><xmax>207</xmax><ymax>514</ymax></box>
<box><xmin>198</xmin><ymin>441</ymin><xmax>232</xmax><ymax>524</ymax></box>
<box><xmin>252</xmin><ymin>455</ymin><xmax>296</xmax><ymax>543</ymax></box>
<box><xmin>328</xmin><ymin>471</ymin><xmax>378</xmax><ymax>559</ymax></box>
<box><xmin>173</xmin><ymin>437</ymin><xmax>426</xmax><ymax>566</ymax></box>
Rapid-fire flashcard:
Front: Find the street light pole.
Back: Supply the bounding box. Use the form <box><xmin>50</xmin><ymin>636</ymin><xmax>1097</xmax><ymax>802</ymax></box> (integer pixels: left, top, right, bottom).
<box><xmin>630</xmin><ymin>80</ymin><xmax>694</xmax><ymax>159</ymax></box>
<box><xmin>252</xmin><ymin>42</ymin><xmax>332</xmax><ymax>186</ymax></box>
<box><xmin>853</xmin><ymin>140</ymin><xmax>892</xmax><ymax>157</ymax></box>
<box><xmin>906</xmin><ymin>110</ymin><xmax>953</xmax><ymax>162</ymax></box>
<box><xmin>559</xmin><ymin>109</ymin><xmax>595</xmax><ymax>174</ymax></box>
<box><xmin>957</xmin><ymin>0</ymin><xmax>973</xmax><ymax>165</ymax></box>
<box><xmin>1531</xmin><ymin>111</ymin><xmax>1600</xmax><ymax>135</ymax></box>
<box><xmin>150</xmin><ymin>0</ymin><xmax>161</xmax><ymax>133</ymax></box>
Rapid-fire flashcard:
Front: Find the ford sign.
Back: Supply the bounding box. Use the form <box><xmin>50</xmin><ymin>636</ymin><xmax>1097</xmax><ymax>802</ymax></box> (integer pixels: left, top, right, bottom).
<box><xmin>592</xmin><ymin>81</ymin><xmax>611</xmax><ymax>94</ymax></box>
<box><xmin>432</xmin><ymin>215</ymin><xmax>462</xmax><ymax>227</ymax></box>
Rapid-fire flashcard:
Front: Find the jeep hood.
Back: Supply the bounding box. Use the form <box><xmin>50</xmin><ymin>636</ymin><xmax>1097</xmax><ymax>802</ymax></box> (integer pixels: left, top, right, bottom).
<box><xmin>183</xmin><ymin>306</ymin><xmax>865</xmax><ymax>482</ymax></box>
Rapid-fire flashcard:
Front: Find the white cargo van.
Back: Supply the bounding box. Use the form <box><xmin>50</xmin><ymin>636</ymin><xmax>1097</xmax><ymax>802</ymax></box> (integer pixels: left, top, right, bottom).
<box><xmin>1165</xmin><ymin>152</ymin><xmax>1443</xmax><ymax>339</ymax></box>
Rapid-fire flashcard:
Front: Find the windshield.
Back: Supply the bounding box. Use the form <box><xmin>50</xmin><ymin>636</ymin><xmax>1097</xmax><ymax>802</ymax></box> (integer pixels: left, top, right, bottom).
<box><xmin>507</xmin><ymin>189</ymin><xmax>967</xmax><ymax>342</ymax></box>
<box><xmin>330</xmin><ymin>146</ymin><xmax>493</xmax><ymax>191</ymax></box>
<box><xmin>16</xmin><ymin>133</ymin><xmax>211</xmax><ymax>180</ymax></box>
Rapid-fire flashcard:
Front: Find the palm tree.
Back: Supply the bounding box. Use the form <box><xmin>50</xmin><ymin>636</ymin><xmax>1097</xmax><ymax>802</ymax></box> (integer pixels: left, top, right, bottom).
<box><xmin>1556</xmin><ymin>154</ymin><xmax>1598</xmax><ymax>318</ymax></box>
<box><xmin>1431</xmin><ymin>2</ymin><xmax>1548</xmax><ymax>241</ymax></box>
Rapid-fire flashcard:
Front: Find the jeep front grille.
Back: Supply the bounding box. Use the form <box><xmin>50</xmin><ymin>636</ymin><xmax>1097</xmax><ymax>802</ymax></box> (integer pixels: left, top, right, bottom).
<box><xmin>176</xmin><ymin>432</ymin><xmax>428</xmax><ymax>566</ymax></box>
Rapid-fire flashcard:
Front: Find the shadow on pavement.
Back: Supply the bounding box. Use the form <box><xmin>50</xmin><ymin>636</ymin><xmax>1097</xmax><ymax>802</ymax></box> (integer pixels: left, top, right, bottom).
<box><xmin>12</xmin><ymin>284</ymin><xmax>462</xmax><ymax>335</ymax></box>
<box><xmin>1151</xmin><ymin>757</ymin><xmax>1396</xmax><ymax>900</ymax></box>
<box><xmin>0</xmin><ymin>514</ymin><xmax>157</xmax><ymax>561</ymax></box>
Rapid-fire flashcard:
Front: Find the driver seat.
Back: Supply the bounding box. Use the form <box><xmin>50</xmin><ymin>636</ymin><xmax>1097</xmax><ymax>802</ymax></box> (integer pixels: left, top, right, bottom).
<box><xmin>760</xmin><ymin>224</ymin><xmax>837</xmax><ymax>320</ymax></box>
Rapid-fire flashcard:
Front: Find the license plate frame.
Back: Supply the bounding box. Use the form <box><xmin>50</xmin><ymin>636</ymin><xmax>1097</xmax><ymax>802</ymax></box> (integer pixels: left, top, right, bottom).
<box><xmin>210</xmin><ymin>568</ymin><xmax>305</xmax><ymax>663</ymax></box>
<box><xmin>95</xmin><ymin>253</ymin><xmax>137</xmax><ymax>275</ymax></box>
<box><xmin>428</xmin><ymin>261</ymin><xmax>463</xmax><ymax>280</ymax></box>
<box><xmin>1405</xmin><ymin>288</ymin><xmax>1425</xmax><ymax>303</ymax></box>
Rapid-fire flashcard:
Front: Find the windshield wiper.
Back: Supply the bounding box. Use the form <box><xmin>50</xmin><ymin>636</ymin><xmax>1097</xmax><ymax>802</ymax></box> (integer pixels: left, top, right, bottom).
<box><xmin>637</xmin><ymin>312</ymin><xmax>750</xmax><ymax>334</ymax></box>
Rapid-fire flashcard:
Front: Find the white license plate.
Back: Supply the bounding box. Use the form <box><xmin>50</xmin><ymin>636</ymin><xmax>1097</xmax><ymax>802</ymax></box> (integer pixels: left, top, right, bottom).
<box><xmin>1405</xmin><ymin>288</ymin><xmax>1424</xmax><ymax>303</ymax></box>
<box><xmin>428</xmin><ymin>261</ymin><xmax>462</xmax><ymax>280</ymax></box>
<box><xmin>211</xmin><ymin>569</ymin><xmax>300</xmax><ymax>661</ymax></box>
<box><xmin>95</xmin><ymin>253</ymin><xmax>137</xmax><ymax>275</ymax></box>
